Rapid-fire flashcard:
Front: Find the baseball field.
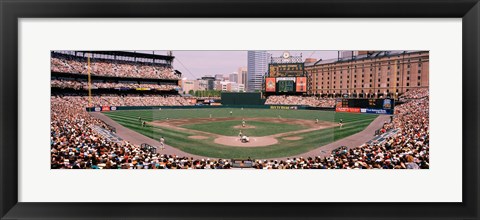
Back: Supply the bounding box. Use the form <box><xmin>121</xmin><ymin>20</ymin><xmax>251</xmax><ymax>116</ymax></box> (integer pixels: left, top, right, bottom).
<box><xmin>103</xmin><ymin>108</ymin><xmax>378</xmax><ymax>159</ymax></box>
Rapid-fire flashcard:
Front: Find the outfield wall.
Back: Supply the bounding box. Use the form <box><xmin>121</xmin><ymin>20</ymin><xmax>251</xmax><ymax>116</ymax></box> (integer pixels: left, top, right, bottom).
<box><xmin>86</xmin><ymin>105</ymin><xmax>335</xmax><ymax>112</ymax></box>
<box><xmin>221</xmin><ymin>92</ymin><xmax>266</xmax><ymax>105</ymax></box>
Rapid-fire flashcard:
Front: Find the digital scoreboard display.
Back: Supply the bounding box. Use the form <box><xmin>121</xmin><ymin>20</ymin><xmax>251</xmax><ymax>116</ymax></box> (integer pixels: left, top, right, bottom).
<box><xmin>267</xmin><ymin>77</ymin><xmax>307</xmax><ymax>93</ymax></box>
<box><xmin>338</xmin><ymin>98</ymin><xmax>395</xmax><ymax>110</ymax></box>
<box><xmin>278</xmin><ymin>80</ymin><xmax>295</xmax><ymax>92</ymax></box>
<box><xmin>269</xmin><ymin>63</ymin><xmax>305</xmax><ymax>77</ymax></box>
<box><xmin>266</xmin><ymin>61</ymin><xmax>307</xmax><ymax>94</ymax></box>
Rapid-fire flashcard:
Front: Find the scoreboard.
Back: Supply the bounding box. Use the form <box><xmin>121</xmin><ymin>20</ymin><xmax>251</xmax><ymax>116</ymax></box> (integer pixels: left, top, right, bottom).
<box><xmin>265</xmin><ymin>77</ymin><xmax>307</xmax><ymax>93</ymax></box>
<box><xmin>265</xmin><ymin>61</ymin><xmax>307</xmax><ymax>94</ymax></box>
<box><xmin>278</xmin><ymin>80</ymin><xmax>294</xmax><ymax>92</ymax></box>
<box><xmin>336</xmin><ymin>98</ymin><xmax>395</xmax><ymax>114</ymax></box>
<box><xmin>338</xmin><ymin>99</ymin><xmax>394</xmax><ymax>109</ymax></box>
<box><xmin>269</xmin><ymin>63</ymin><xmax>305</xmax><ymax>77</ymax></box>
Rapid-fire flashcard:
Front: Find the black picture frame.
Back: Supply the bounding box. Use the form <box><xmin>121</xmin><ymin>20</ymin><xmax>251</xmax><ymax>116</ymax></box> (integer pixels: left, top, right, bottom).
<box><xmin>1</xmin><ymin>0</ymin><xmax>479</xmax><ymax>219</ymax></box>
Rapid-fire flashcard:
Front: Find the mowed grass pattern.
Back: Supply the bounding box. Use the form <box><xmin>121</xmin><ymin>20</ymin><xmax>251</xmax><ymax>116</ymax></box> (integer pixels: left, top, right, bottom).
<box><xmin>103</xmin><ymin>108</ymin><xmax>378</xmax><ymax>159</ymax></box>
<box><xmin>182</xmin><ymin>120</ymin><xmax>307</xmax><ymax>136</ymax></box>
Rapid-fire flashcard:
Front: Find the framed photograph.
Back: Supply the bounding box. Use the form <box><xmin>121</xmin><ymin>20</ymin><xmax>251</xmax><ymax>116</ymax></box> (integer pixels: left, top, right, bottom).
<box><xmin>1</xmin><ymin>0</ymin><xmax>479</xmax><ymax>219</ymax></box>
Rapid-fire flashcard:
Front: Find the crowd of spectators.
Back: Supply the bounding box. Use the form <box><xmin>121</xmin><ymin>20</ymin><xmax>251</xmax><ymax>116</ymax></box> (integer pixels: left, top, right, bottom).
<box><xmin>253</xmin><ymin>91</ymin><xmax>429</xmax><ymax>169</ymax></box>
<box><xmin>51</xmin><ymin>56</ymin><xmax>179</xmax><ymax>80</ymax></box>
<box><xmin>51</xmin><ymin>79</ymin><xmax>179</xmax><ymax>91</ymax></box>
<box><xmin>399</xmin><ymin>88</ymin><xmax>429</xmax><ymax>99</ymax></box>
<box><xmin>51</xmin><ymin>96</ymin><xmax>229</xmax><ymax>169</ymax></box>
<box><xmin>52</xmin><ymin>88</ymin><xmax>429</xmax><ymax>169</ymax></box>
<box><xmin>55</xmin><ymin>95</ymin><xmax>193</xmax><ymax>107</ymax></box>
<box><xmin>265</xmin><ymin>95</ymin><xmax>336</xmax><ymax>107</ymax></box>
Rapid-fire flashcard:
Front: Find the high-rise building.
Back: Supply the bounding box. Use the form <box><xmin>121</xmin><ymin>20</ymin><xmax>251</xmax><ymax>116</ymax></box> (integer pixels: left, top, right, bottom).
<box><xmin>237</xmin><ymin>67</ymin><xmax>247</xmax><ymax>86</ymax></box>
<box><xmin>181</xmin><ymin>79</ymin><xmax>195</xmax><ymax>94</ymax></box>
<box><xmin>194</xmin><ymin>79</ymin><xmax>208</xmax><ymax>91</ymax></box>
<box><xmin>215</xmin><ymin>74</ymin><xmax>224</xmax><ymax>81</ymax></box>
<box><xmin>200</xmin><ymin>76</ymin><xmax>216</xmax><ymax>90</ymax></box>
<box><xmin>247</xmin><ymin>51</ymin><xmax>269</xmax><ymax>92</ymax></box>
<box><xmin>229</xmin><ymin>72</ymin><xmax>238</xmax><ymax>83</ymax></box>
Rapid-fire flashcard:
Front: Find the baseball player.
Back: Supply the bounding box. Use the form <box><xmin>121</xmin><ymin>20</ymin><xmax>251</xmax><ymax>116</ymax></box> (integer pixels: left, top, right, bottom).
<box><xmin>142</xmin><ymin>121</ymin><xmax>146</xmax><ymax>127</ymax></box>
<box><xmin>315</xmin><ymin>118</ymin><xmax>319</xmax><ymax>124</ymax></box>
<box><xmin>159</xmin><ymin>137</ymin><xmax>165</xmax><ymax>150</ymax></box>
<box><xmin>242</xmin><ymin>118</ymin><xmax>246</xmax><ymax>127</ymax></box>
<box><xmin>230</xmin><ymin>111</ymin><xmax>233</xmax><ymax>116</ymax></box>
<box><xmin>339</xmin><ymin>119</ymin><xmax>343</xmax><ymax>128</ymax></box>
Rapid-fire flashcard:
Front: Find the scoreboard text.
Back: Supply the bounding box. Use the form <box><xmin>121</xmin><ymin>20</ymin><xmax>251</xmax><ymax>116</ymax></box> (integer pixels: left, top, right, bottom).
<box><xmin>269</xmin><ymin>63</ymin><xmax>305</xmax><ymax>77</ymax></box>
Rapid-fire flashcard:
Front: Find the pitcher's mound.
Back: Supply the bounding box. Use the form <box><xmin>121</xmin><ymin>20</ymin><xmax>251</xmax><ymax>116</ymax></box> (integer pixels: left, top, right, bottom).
<box><xmin>233</xmin><ymin>125</ymin><xmax>256</xmax><ymax>129</ymax></box>
<box><xmin>283</xmin><ymin>136</ymin><xmax>303</xmax><ymax>141</ymax></box>
<box><xmin>188</xmin><ymin>135</ymin><xmax>209</xmax><ymax>140</ymax></box>
<box><xmin>214</xmin><ymin>136</ymin><xmax>278</xmax><ymax>147</ymax></box>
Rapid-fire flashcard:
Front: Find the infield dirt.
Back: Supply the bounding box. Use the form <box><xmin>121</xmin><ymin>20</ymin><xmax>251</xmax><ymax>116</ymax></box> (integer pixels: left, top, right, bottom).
<box><xmin>150</xmin><ymin>117</ymin><xmax>337</xmax><ymax>147</ymax></box>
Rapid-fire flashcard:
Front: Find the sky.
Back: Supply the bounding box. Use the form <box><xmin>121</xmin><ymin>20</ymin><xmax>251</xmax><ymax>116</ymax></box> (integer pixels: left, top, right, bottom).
<box><xmin>139</xmin><ymin>50</ymin><xmax>340</xmax><ymax>80</ymax></box>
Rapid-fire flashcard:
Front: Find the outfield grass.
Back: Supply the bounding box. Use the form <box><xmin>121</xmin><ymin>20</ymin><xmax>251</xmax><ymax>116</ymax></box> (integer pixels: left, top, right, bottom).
<box><xmin>103</xmin><ymin>108</ymin><xmax>378</xmax><ymax>159</ymax></box>
<box><xmin>181</xmin><ymin>120</ymin><xmax>307</xmax><ymax>136</ymax></box>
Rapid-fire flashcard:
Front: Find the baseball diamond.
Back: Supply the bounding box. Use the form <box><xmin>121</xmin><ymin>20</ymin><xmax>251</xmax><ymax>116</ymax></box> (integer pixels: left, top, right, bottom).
<box><xmin>51</xmin><ymin>50</ymin><xmax>429</xmax><ymax>169</ymax></box>
<box><xmin>98</xmin><ymin>108</ymin><xmax>378</xmax><ymax>159</ymax></box>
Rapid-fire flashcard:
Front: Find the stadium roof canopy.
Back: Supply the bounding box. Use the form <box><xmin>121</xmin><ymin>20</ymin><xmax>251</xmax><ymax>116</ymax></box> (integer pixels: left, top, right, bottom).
<box><xmin>74</xmin><ymin>51</ymin><xmax>174</xmax><ymax>61</ymax></box>
<box><xmin>305</xmin><ymin>50</ymin><xmax>428</xmax><ymax>67</ymax></box>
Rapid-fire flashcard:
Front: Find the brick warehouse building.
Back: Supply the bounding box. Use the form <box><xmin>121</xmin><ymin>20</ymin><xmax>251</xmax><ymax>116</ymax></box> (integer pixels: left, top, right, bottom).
<box><xmin>305</xmin><ymin>51</ymin><xmax>429</xmax><ymax>98</ymax></box>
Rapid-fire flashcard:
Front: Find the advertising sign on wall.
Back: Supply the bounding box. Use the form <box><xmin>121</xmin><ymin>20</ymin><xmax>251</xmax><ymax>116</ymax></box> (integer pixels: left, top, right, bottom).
<box><xmin>335</xmin><ymin>107</ymin><xmax>361</xmax><ymax>113</ymax></box>
<box><xmin>296</xmin><ymin>77</ymin><xmax>307</xmax><ymax>92</ymax></box>
<box><xmin>361</xmin><ymin>108</ymin><xmax>394</xmax><ymax>115</ymax></box>
<box><xmin>265</xmin><ymin>78</ymin><xmax>276</xmax><ymax>92</ymax></box>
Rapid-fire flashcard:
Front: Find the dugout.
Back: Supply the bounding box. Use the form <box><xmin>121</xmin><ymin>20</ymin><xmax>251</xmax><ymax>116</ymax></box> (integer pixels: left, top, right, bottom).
<box><xmin>221</xmin><ymin>92</ymin><xmax>265</xmax><ymax>106</ymax></box>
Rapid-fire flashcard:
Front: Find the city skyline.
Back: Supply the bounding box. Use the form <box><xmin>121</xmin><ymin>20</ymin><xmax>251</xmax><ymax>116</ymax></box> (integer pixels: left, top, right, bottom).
<box><xmin>144</xmin><ymin>50</ymin><xmax>339</xmax><ymax>79</ymax></box>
